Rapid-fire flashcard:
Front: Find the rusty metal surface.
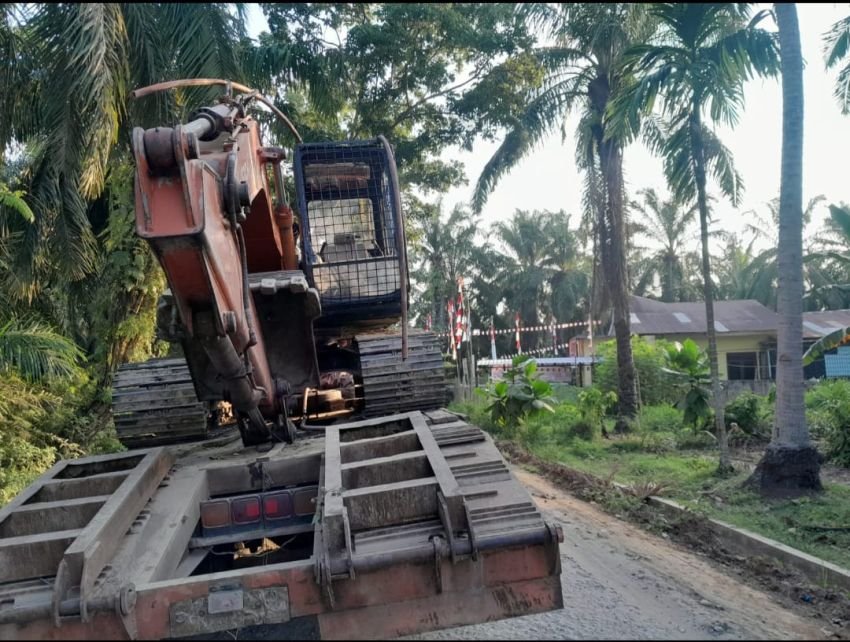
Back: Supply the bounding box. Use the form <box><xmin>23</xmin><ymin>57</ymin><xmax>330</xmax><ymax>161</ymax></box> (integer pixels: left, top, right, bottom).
<box><xmin>0</xmin><ymin>411</ymin><xmax>563</xmax><ymax>640</ymax></box>
<box><xmin>131</xmin><ymin>79</ymin><xmax>302</xmax><ymax>143</ymax></box>
<box><xmin>169</xmin><ymin>586</ymin><xmax>290</xmax><ymax>637</ymax></box>
<box><xmin>131</xmin><ymin>111</ymin><xmax>280</xmax><ymax>431</ymax></box>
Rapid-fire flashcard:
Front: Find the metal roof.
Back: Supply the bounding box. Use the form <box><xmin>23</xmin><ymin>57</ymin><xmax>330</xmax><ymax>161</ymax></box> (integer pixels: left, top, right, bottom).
<box><xmin>801</xmin><ymin>309</ymin><xmax>850</xmax><ymax>338</ymax></box>
<box><xmin>625</xmin><ymin>296</ymin><xmax>778</xmax><ymax>336</ymax></box>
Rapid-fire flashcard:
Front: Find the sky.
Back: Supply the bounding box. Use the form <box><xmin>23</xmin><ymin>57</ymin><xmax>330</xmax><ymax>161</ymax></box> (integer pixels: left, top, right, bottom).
<box><xmin>246</xmin><ymin>3</ymin><xmax>850</xmax><ymax>254</ymax></box>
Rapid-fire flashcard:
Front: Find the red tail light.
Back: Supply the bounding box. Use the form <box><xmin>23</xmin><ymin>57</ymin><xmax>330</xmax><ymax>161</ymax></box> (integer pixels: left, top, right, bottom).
<box><xmin>231</xmin><ymin>496</ymin><xmax>261</xmax><ymax>524</ymax></box>
<box><xmin>263</xmin><ymin>492</ymin><xmax>293</xmax><ymax>520</ymax></box>
<box><xmin>201</xmin><ymin>500</ymin><xmax>231</xmax><ymax>529</ymax></box>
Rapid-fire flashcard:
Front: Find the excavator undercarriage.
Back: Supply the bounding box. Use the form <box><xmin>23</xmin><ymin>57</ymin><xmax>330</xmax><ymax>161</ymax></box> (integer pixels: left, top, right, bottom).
<box><xmin>112</xmin><ymin>330</ymin><xmax>450</xmax><ymax>448</ymax></box>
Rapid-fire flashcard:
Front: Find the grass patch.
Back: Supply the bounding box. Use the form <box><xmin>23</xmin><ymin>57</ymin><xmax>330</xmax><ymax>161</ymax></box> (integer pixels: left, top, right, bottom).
<box><xmin>455</xmin><ymin>391</ymin><xmax>850</xmax><ymax>570</ymax></box>
<box><xmin>536</xmin><ymin>438</ymin><xmax>850</xmax><ymax>570</ymax></box>
<box><xmin>682</xmin><ymin>481</ymin><xmax>850</xmax><ymax>571</ymax></box>
<box><xmin>530</xmin><ymin>439</ymin><xmax>718</xmax><ymax>490</ymax></box>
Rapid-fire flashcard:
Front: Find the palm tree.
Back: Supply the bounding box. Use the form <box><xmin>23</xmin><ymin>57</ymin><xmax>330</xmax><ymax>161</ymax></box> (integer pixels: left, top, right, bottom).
<box><xmin>630</xmin><ymin>188</ymin><xmax>698</xmax><ymax>302</ymax></box>
<box><xmin>472</xmin><ymin>4</ymin><xmax>656</xmax><ymax>423</ymax></box>
<box><xmin>803</xmin><ymin>204</ymin><xmax>850</xmax><ymax>312</ymax></box>
<box><xmin>411</xmin><ymin>202</ymin><xmax>482</xmax><ymax>335</ymax></box>
<box><xmin>0</xmin><ymin>177</ymin><xmax>82</xmax><ymax>383</ymax></box>
<box><xmin>0</xmin><ymin>317</ymin><xmax>83</xmax><ymax>382</ymax></box>
<box><xmin>492</xmin><ymin>210</ymin><xmax>555</xmax><ymax>336</ymax></box>
<box><xmin>732</xmin><ymin>194</ymin><xmax>826</xmax><ymax>309</ymax></box>
<box><xmin>712</xmin><ymin>233</ymin><xmax>776</xmax><ymax>307</ymax></box>
<box><xmin>0</xmin><ymin>4</ymin><xmax>249</xmax><ymax>306</ymax></box>
<box><xmin>0</xmin><ymin>4</ymin><xmax>252</xmax><ymax>386</ymax></box>
<box><xmin>543</xmin><ymin>212</ymin><xmax>590</xmax><ymax>323</ymax></box>
<box><xmin>612</xmin><ymin>3</ymin><xmax>780</xmax><ymax>472</ymax></box>
<box><xmin>749</xmin><ymin>3</ymin><xmax>822</xmax><ymax>495</ymax></box>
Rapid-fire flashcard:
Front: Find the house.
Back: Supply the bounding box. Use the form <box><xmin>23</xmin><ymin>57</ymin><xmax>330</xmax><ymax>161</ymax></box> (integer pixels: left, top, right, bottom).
<box><xmin>622</xmin><ymin>296</ymin><xmax>778</xmax><ymax>381</ymax></box>
<box><xmin>606</xmin><ymin>296</ymin><xmax>850</xmax><ymax>383</ymax></box>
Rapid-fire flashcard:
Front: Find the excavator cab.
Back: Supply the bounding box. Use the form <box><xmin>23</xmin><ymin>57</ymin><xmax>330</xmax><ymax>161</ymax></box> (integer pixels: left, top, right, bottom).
<box><xmin>293</xmin><ymin>139</ymin><xmax>407</xmax><ymax>329</ymax></box>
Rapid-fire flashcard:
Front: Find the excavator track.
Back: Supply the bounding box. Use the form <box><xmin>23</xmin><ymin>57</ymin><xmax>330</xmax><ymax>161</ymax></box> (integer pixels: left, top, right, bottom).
<box><xmin>112</xmin><ymin>357</ymin><xmax>210</xmax><ymax>449</ymax></box>
<box><xmin>357</xmin><ymin>330</ymin><xmax>451</xmax><ymax>417</ymax></box>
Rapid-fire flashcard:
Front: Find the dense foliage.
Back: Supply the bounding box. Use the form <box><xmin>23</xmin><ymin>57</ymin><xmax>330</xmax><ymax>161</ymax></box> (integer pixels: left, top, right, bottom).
<box><xmin>806</xmin><ymin>380</ymin><xmax>850</xmax><ymax>467</ymax></box>
<box><xmin>595</xmin><ymin>336</ymin><xmax>676</xmax><ymax>407</ymax></box>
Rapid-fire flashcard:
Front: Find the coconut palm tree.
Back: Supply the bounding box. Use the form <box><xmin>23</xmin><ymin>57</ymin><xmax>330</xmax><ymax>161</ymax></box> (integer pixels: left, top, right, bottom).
<box><xmin>749</xmin><ymin>3</ymin><xmax>822</xmax><ymax>495</ymax></box>
<box><xmin>472</xmin><ymin>4</ymin><xmax>657</xmax><ymax>423</ymax></box>
<box><xmin>630</xmin><ymin>188</ymin><xmax>698</xmax><ymax>302</ymax></box>
<box><xmin>611</xmin><ymin>3</ymin><xmax>780</xmax><ymax>472</ymax></box>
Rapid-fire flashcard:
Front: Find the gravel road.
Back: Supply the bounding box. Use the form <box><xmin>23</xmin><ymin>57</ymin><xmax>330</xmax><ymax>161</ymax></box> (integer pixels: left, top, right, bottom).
<box><xmin>406</xmin><ymin>469</ymin><xmax>828</xmax><ymax>641</ymax></box>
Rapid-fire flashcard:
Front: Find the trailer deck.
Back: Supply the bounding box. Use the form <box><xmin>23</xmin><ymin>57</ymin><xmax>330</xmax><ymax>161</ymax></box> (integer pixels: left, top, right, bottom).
<box><xmin>0</xmin><ymin>410</ymin><xmax>563</xmax><ymax>640</ymax></box>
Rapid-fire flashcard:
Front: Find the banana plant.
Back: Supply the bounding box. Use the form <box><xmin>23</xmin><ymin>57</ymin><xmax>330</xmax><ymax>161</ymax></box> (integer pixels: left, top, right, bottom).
<box><xmin>664</xmin><ymin>339</ymin><xmax>712</xmax><ymax>430</ymax></box>
<box><xmin>485</xmin><ymin>355</ymin><xmax>556</xmax><ymax>430</ymax></box>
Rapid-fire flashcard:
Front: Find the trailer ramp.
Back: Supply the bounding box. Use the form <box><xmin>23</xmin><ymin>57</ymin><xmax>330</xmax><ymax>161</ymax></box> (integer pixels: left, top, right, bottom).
<box><xmin>0</xmin><ymin>411</ymin><xmax>563</xmax><ymax>640</ymax></box>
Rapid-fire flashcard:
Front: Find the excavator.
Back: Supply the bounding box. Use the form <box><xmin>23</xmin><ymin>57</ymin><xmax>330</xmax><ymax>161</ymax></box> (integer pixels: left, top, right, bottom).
<box><xmin>112</xmin><ymin>78</ymin><xmax>448</xmax><ymax>449</ymax></box>
<box><xmin>0</xmin><ymin>80</ymin><xmax>563</xmax><ymax>640</ymax></box>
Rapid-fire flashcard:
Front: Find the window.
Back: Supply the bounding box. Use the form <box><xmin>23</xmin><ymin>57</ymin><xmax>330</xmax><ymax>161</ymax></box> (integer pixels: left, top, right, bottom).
<box><xmin>727</xmin><ymin>352</ymin><xmax>757</xmax><ymax>381</ymax></box>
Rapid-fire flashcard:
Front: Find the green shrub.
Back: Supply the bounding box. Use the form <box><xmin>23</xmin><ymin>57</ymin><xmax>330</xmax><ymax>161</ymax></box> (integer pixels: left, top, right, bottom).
<box><xmin>639</xmin><ymin>431</ymin><xmax>678</xmax><ymax>454</ymax></box>
<box><xmin>676</xmin><ymin>431</ymin><xmax>717</xmax><ymax>450</ymax></box>
<box><xmin>664</xmin><ymin>339</ymin><xmax>712</xmax><ymax>431</ymax></box>
<box><xmin>484</xmin><ymin>356</ymin><xmax>556</xmax><ymax>432</ymax></box>
<box><xmin>595</xmin><ymin>336</ymin><xmax>677</xmax><ymax>406</ymax></box>
<box><xmin>608</xmin><ymin>435</ymin><xmax>645</xmax><ymax>453</ymax></box>
<box><xmin>0</xmin><ymin>375</ymin><xmax>63</xmax><ymax>504</ymax></box>
<box><xmin>805</xmin><ymin>380</ymin><xmax>850</xmax><ymax>466</ymax></box>
<box><xmin>576</xmin><ymin>387</ymin><xmax>617</xmax><ymax>434</ymax></box>
<box><xmin>638</xmin><ymin>404</ymin><xmax>684</xmax><ymax>433</ymax></box>
<box><xmin>724</xmin><ymin>392</ymin><xmax>772</xmax><ymax>444</ymax></box>
<box><xmin>544</xmin><ymin>403</ymin><xmax>583</xmax><ymax>443</ymax></box>
<box><xmin>569</xmin><ymin>420</ymin><xmax>596</xmax><ymax>441</ymax></box>
<box><xmin>565</xmin><ymin>438</ymin><xmax>606</xmax><ymax>460</ymax></box>
<box><xmin>518</xmin><ymin>414</ymin><xmax>548</xmax><ymax>448</ymax></box>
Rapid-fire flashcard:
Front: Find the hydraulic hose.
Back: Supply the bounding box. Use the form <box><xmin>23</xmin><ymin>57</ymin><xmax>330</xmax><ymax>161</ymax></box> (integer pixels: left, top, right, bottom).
<box><xmin>131</xmin><ymin>78</ymin><xmax>303</xmax><ymax>143</ymax></box>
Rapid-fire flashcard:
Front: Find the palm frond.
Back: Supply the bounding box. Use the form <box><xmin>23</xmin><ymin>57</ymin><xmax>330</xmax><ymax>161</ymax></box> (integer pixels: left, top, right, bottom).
<box><xmin>472</xmin><ymin>78</ymin><xmax>582</xmax><ymax>212</ymax></box>
<box><xmin>0</xmin><ymin>186</ymin><xmax>34</xmax><ymax>223</ymax></box>
<box><xmin>0</xmin><ymin>317</ymin><xmax>84</xmax><ymax>381</ymax></box>
<box><xmin>701</xmin><ymin>127</ymin><xmax>743</xmax><ymax>206</ymax></box>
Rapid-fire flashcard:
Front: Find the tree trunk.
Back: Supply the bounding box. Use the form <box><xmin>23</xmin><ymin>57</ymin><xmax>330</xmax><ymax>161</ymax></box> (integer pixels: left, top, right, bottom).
<box><xmin>600</xmin><ymin>138</ymin><xmax>638</xmax><ymax>423</ymax></box>
<box><xmin>748</xmin><ymin>3</ymin><xmax>822</xmax><ymax>496</ymax></box>
<box><xmin>589</xmin><ymin>76</ymin><xmax>637</xmax><ymax>425</ymax></box>
<box><xmin>689</xmin><ymin>110</ymin><xmax>732</xmax><ymax>474</ymax></box>
<box><xmin>663</xmin><ymin>254</ymin><xmax>675</xmax><ymax>302</ymax></box>
<box><xmin>588</xmin><ymin>74</ymin><xmax>637</xmax><ymax>426</ymax></box>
